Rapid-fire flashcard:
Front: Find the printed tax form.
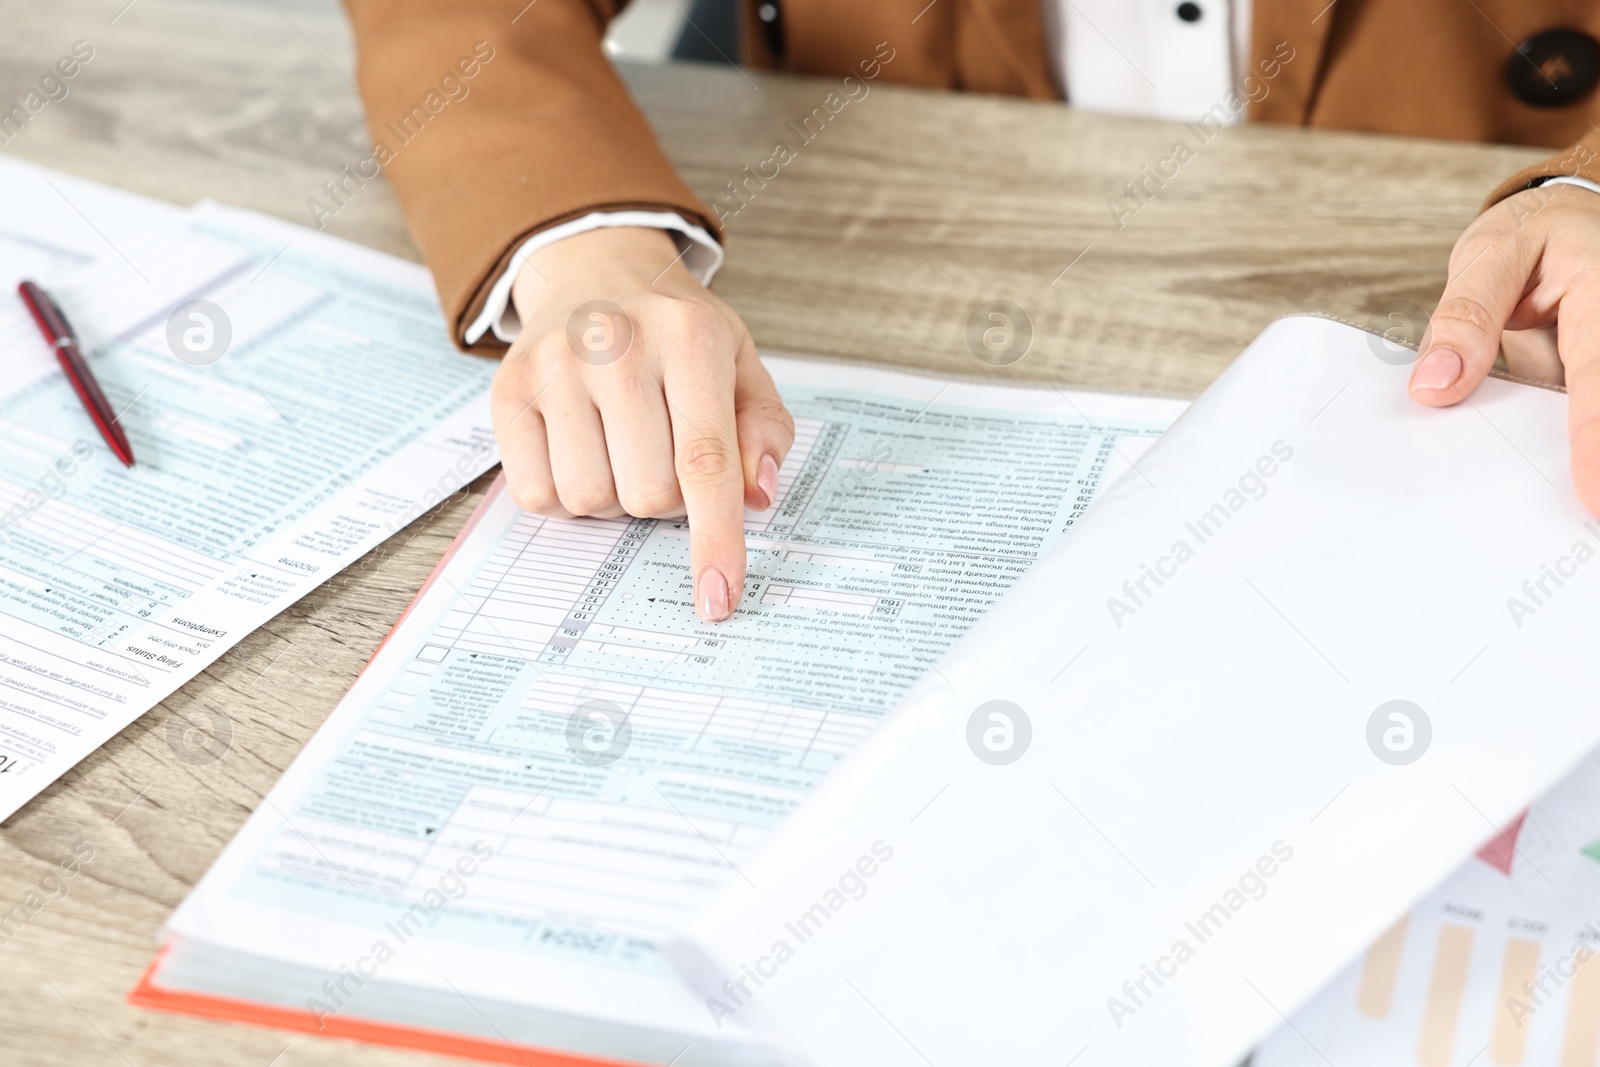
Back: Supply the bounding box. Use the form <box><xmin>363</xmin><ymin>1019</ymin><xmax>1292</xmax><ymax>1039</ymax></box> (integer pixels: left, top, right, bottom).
<box><xmin>0</xmin><ymin>162</ymin><xmax>497</xmax><ymax>821</ymax></box>
<box><xmin>142</xmin><ymin>361</ymin><xmax>1188</xmax><ymax>1065</ymax></box>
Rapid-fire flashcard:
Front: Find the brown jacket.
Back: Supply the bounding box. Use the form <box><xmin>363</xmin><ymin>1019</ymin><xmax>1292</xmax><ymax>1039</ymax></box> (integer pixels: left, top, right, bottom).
<box><xmin>342</xmin><ymin>0</ymin><xmax>1600</xmax><ymax>352</ymax></box>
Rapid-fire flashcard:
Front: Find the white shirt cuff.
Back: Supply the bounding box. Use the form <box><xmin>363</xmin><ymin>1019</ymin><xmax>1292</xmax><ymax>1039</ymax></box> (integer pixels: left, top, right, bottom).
<box><xmin>1537</xmin><ymin>176</ymin><xmax>1600</xmax><ymax>197</ymax></box>
<box><xmin>464</xmin><ymin>210</ymin><xmax>724</xmax><ymax>345</ymax></box>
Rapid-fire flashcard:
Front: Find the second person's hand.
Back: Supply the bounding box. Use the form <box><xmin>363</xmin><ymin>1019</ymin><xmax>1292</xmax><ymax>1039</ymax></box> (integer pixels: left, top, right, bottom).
<box><xmin>1409</xmin><ymin>184</ymin><xmax>1600</xmax><ymax>513</ymax></box>
<box><xmin>497</xmin><ymin>226</ymin><xmax>794</xmax><ymax>622</ymax></box>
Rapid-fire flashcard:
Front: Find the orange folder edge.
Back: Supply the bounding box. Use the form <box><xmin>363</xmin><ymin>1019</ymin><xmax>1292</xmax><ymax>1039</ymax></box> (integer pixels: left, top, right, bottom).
<box><xmin>128</xmin><ymin>946</ymin><xmax>633</xmax><ymax>1067</ymax></box>
<box><xmin>129</xmin><ymin>474</ymin><xmax>636</xmax><ymax>1067</ymax></box>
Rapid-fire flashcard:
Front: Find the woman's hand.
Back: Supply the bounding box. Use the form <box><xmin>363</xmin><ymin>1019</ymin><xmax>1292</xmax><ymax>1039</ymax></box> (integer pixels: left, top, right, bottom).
<box><xmin>1410</xmin><ymin>183</ymin><xmax>1600</xmax><ymax>512</ymax></box>
<box><xmin>495</xmin><ymin>226</ymin><xmax>794</xmax><ymax>621</ymax></box>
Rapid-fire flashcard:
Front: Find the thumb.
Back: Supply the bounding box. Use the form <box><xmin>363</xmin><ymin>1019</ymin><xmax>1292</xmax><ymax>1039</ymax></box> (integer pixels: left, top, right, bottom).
<box><xmin>1410</xmin><ymin>232</ymin><xmax>1537</xmax><ymax>406</ymax></box>
<box><xmin>733</xmin><ymin>340</ymin><xmax>796</xmax><ymax>511</ymax></box>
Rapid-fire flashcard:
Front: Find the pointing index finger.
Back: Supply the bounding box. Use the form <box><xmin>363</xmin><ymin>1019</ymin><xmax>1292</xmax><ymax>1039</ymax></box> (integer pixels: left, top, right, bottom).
<box><xmin>664</xmin><ymin>360</ymin><xmax>747</xmax><ymax>623</ymax></box>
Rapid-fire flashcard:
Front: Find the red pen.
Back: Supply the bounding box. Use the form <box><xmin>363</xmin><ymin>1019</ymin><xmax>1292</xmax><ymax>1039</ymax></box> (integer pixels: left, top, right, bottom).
<box><xmin>17</xmin><ymin>280</ymin><xmax>135</xmax><ymax>468</ymax></box>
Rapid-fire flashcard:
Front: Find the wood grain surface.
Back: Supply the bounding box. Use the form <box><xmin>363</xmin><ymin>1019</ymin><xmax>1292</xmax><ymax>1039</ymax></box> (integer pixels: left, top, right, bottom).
<box><xmin>0</xmin><ymin>1</ymin><xmax>1551</xmax><ymax>1064</ymax></box>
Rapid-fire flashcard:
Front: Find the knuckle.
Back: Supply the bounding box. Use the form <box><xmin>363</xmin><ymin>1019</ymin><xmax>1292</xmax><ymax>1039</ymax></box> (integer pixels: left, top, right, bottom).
<box><xmin>510</xmin><ymin>482</ymin><xmax>561</xmax><ymax>515</ymax></box>
<box><xmin>557</xmin><ymin>482</ymin><xmax>618</xmax><ymax>517</ymax></box>
<box><xmin>1431</xmin><ymin>294</ymin><xmax>1499</xmax><ymax>339</ymax></box>
<box><xmin>600</xmin><ymin>360</ymin><xmax>654</xmax><ymax>394</ymax></box>
<box><xmin>493</xmin><ymin>351</ymin><xmax>553</xmax><ymax>410</ymax></box>
<box><xmin>653</xmin><ymin>299</ymin><xmax>732</xmax><ymax>358</ymax></box>
<box><xmin>532</xmin><ymin>330</ymin><xmax>569</xmax><ymax>364</ymax></box>
<box><xmin>652</xmin><ymin>295</ymin><xmax>708</xmax><ymax>332</ymax></box>
<box><xmin>618</xmin><ymin>480</ymin><xmax>684</xmax><ymax>518</ymax></box>
<box><xmin>536</xmin><ymin>379</ymin><xmax>589</xmax><ymax>421</ymax></box>
<box><xmin>490</xmin><ymin>357</ymin><xmax>527</xmax><ymax>402</ymax></box>
<box><xmin>676</xmin><ymin>436</ymin><xmax>737</xmax><ymax>482</ymax></box>
<box><xmin>748</xmin><ymin>399</ymin><xmax>795</xmax><ymax>442</ymax></box>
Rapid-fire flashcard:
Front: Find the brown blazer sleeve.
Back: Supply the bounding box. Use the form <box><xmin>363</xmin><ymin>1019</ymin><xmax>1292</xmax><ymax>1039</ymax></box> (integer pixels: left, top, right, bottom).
<box><xmin>1484</xmin><ymin>128</ymin><xmax>1600</xmax><ymax>211</ymax></box>
<box><xmin>343</xmin><ymin>0</ymin><xmax>719</xmax><ymax>354</ymax></box>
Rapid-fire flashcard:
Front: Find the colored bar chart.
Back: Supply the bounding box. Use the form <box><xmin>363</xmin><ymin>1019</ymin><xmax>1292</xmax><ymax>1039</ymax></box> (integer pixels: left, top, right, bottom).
<box><xmin>1561</xmin><ymin>954</ymin><xmax>1600</xmax><ymax>1067</ymax></box>
<box><xmin>1359</xmin><ymin>917</ymin><xmax>1409</xmax><ymax>1019</ymax></box>
<box><xmin>1490</xmin><ymin>937</ymin><xmax>1540</xmax><ymax>1064</ymax></box>
<box><xmin>1256</xmin><ymin>748</ymin><xmax>1600</xmax><ymax>1067</ymax></box>
<box><xmin>1415</xmin><ymin>923</ymin><xmax>1474</xmax><ymax>1067</ymax></box>
<box><xmin>1264</xmin><ymin>907</ymin><xmax>1600</xmax><ymax>1067</ymax></box>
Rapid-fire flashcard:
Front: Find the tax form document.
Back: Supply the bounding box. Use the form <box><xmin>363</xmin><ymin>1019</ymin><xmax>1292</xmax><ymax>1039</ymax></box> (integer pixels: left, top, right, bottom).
<box><xmin>0</xmin><ymin>199</ymin><xmax>496</xmax><ymax>821</ymax></box>
<box><xmin>140</xmin><ymin>362</ymin><xmax>1187</xmax><ymax>1067</ymax></box>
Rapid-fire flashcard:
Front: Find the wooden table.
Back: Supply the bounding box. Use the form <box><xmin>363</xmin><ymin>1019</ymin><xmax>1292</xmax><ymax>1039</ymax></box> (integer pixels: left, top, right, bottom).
<box><xmin>0</xmin><ymin>1</ymin><xmax>1549</xmax><ymax>1063</ymax></box>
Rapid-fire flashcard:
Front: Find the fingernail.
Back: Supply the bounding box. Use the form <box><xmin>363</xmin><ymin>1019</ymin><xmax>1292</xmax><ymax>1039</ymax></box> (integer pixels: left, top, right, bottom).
<box><xmin>697</xmin><ymin>567</ymin><xmax>730</xmax><ymax>622</ymax></box>
<box><xmin>1412</xmin><ymin>348</ymin><xmax>1463</xmax><ymax>392</ymax></box>
<box><xmin>757</xmin><ymin>453</ymin><xmax>779</xmax><ymax>511</ymax></box>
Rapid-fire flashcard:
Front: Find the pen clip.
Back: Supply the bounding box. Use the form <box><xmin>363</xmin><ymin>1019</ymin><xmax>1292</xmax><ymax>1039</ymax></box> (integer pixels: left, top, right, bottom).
<box><xmin>39</xmin><ymin>288</ymin><xmax>80</xmax><ymax>348</ymax></box>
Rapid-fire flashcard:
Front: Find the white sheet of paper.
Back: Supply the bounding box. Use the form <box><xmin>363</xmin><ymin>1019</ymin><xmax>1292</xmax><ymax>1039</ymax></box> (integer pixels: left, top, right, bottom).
<box><xmin>0</xmin><ymin>154</ymin><xmax>182</xmax><ymax>283</ymax></box>
<box><xmin>0</xmin><ymin>195</ymin><xmax>497</xmax><ymax>821</ymax></box>
<box><xmin>670</xmin><ymin>315</ymin><xmax>1600</xmax><ymax>1067</ymax></box>
<box><xmin>151</xmin><ymin>359</ymin><xmax>1186</xmax><ymax>1064</ymax></box>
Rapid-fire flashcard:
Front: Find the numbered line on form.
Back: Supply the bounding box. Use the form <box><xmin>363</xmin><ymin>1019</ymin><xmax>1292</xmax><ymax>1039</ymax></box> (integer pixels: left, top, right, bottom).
<box><xmin>760</xmin><ymin>584</ymin><xmax>903</xmax><ymax>617</ymax></box>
